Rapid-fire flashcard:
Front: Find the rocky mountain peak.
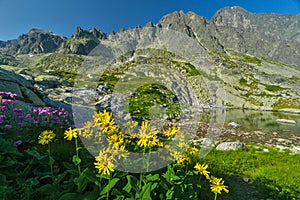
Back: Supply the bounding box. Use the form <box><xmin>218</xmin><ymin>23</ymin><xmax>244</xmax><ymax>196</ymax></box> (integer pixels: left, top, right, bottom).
<box><xmin>0</xmin><ymin>28</ymin><xmax>66</xmax><ymax>55</ymax></box>
<box><xmin>72</xmin><ymin>26</ymin><xmax>106</xmax><ymax>40</ymax></box>
<box><xmin>212</xmin><ymin>6</ymin><xmax>251</xmax><ymax>28</ymax></box>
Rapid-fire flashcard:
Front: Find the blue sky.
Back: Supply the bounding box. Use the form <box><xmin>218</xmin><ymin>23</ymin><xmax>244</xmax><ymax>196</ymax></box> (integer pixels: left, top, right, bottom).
<box><xmin>0</xmin><ymin>0</ymin><xmax>299</xmax><ymax>41</ymax></box>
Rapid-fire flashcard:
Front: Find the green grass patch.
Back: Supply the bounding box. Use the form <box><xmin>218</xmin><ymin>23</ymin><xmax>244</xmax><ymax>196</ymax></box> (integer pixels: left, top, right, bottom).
<box><xmin>202</xmin><ymin>146</ymin><xmax>300</xmax><ymax>199</ymax></box>
<box><xmin>264</xmin><ymin>84</ymin><xmax>286</xmax><ymax>92</ymax></box>
<box><xmin>272</xmin><ymin>98</ymin><xmax>300</xmax><ymax>110</ymax></box>
<box><xmin>239</xmin><ymin>77</ymin><xmax>248</xmax><ymax>86</ymax></box>
<box><xmin>128</xmin><ymin>83</ymin><xmax>181</xmax><ymax>120</ymax></box>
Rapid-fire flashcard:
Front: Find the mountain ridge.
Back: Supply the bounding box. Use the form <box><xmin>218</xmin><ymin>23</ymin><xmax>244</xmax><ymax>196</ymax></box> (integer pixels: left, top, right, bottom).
<box><xmin>1</xmin><ymin>6</ymin><xmax>299</xmax><ymax>66</ymax></box>
<box><xmin>1</xmin><ymin>6</ymin><xmax>300</xmax><ymax>112</ymax></box>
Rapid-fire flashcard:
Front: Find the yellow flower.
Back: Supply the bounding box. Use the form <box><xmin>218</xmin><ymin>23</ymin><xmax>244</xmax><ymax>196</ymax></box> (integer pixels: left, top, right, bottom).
<box><xmin>210</xmin><ymin>178</ymin><xmax>229</xmax><ymax>194</ymax></box>
<box><xmin>93</xmin><ymin>144</ymin><xmax>129</xmax><ymax>175</ymax></box>
<box><xmin>194</xmin><ymin>163</ymin><xmax>210</xmax><ymax>178</ymax></box>
<box><xmin>64</xmin><ymin>127</ymin><xmax>78</xmax><ymax>141</ymax></box>
<box><xmin>188</xmin><ymin>147</ymin><xmax>199</xmax><ymax>155</ymax></box>
<box><xmin>38</xmin><ymin>130</ymin><xmax>56</xmax><ymax>145</ymax></box>
<box><xmin>136</xmin><ymin>121</ymin><xmax>159</xmax><ymax>148</ymax></box>
<box><xmin>94</xmin><ymin>159</ymin><xmax>115</xmax><ymax>176</ymax></box>
<box><xmin>164</xmin><ymin>126</ymin><xmax>179</xmax><ymax>137</ymax></box>
<box><xmin>209</xmin><ymin>176</ymin><xmax>220</xmax><ymax>183</ymax></box>
<box><xmin>108</xmin><ymin>133</ymin><xmax>125</xmax><ymax>147</ymax></box>
<box><xmin>175</xmin><ymin>154</ymin><xmax>190</xmax><ymax>165</ymax></box>
<box><xmin>94</xmin><ymin>110</ymin><xmax>116</xmax><ymax>133</ymax></box>
<box><xmin>178</xmin><ymin>141</ymin><xmax>189</xmax><ymax>149</ymax></box>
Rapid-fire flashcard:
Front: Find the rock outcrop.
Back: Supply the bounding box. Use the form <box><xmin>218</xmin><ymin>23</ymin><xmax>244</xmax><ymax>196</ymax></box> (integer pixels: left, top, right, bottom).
<box><xmin>0</xmin><ymin>29</ymin><xmax>67</xmax><ymax>54</ymax></box>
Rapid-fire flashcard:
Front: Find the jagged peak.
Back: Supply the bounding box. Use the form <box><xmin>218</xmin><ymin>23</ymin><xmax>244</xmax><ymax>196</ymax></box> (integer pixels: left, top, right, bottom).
<box><xmin>72</xmin><ymin>26</ymin><xmax>106</xmax><ymax>40</ymax></box>
<box><xmin>27</xmin><ymin>28</ymin><xmax>53</xmax><ymax>35</ymax></box>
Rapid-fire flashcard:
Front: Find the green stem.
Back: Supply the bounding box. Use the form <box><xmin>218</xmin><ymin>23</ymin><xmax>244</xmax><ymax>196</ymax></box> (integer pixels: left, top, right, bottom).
<box><xmin>75</xmin><ymin>138</ymin><xmax>81</xmax><ymax>174</ymax></box>
<box><xmin>197</xmin><ymin>173</ymin><xmax>202</xmax><ymax>198</ymax></box>
<box><xmin>99</xmin><ymin>177</ymin><xmax>102</xmax><ymax>197</ymax></box>
<box><xmin>48</xmin><ymin>143</ymin><xmax>54</xmax><ymax>180</ymax></box>
<box><xmin>139</xmin><ymin>172</ymin><xmax>144</xmax><ymax>189</ymax></box>
<box><xmin>214</xmin><ymin>192</ymin><xmax>218</xmax><ymax>200</ymax></box>
<box><xmin>107</xmin><ymin>176</ymin><xmax>111</xmax><ymax>200</ymax></box>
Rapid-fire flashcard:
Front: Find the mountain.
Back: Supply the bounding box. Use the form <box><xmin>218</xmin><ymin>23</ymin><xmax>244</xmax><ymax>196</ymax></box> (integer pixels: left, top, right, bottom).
<box><xmin>1</xmin><ymin>6</ymin><xmax>300</xmax><ymax>115</ymax></box>
<box><xmin>0</xmin><ymin>28</ymin><xmax>67</xmax><ymax>54</ymax></box>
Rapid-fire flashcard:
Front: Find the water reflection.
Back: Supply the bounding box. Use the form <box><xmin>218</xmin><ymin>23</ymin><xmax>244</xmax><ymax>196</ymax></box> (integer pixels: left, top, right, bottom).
<box><xmin>199</xmin><ymin>109</ymin><xmax>300</xmax><ymax>136</ymax></box>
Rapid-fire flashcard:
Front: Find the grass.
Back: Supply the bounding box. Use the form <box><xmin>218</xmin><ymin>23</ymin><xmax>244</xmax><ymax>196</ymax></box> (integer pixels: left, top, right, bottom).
<box><xmin>128</xmin><ymin>83</ymin><xmax>181</xmax><ymax>120</ymax></box>
<box><xmin>202</xmin><ymin>146</ymin><xmax>300</xmax><ymax>199</ymax></box>
<box><xmin>272</xmin><ymin>98</ymin><xmax>300</xmax><ymax>110</ymax></box>
<box><xmin>264</xmin><ymin>84</ymin><xmax>286</xmax><ymax>92</ymax></box>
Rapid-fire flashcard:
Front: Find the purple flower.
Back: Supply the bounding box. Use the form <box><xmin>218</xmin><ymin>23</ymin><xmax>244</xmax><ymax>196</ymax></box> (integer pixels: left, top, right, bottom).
<box><xmin>31</xmin><ymin>108</ymin><xmax>38</xmax><ymax>113</ymax></box>
<box><xmin>4</xmin><ymin>124</ymin><xmax>12</xmax><ymax>129</ymax></box>
<box><xmin>1</xmin><ymin>106</ymin><xmax>7</xmax><ymax>111</ymax></box>
<box><xmin>17</xmin><ymin>122</ymin><xmax>23</xmax><ymax>127</ymax></box>
<box><xmin>26</xmin><ymin>114</ymin><xmax>31</xmax><ymax>118</ymax></box>
<box><xmin>1</xmin><ymin>99</ymin><xmax>15</xmax><ymax>105</ymax></box>
<box><xmin>13</xmin><ymin>140</ymin><xmax>22</xmax><ymax>146</ymax></box>
<box><xmin>33</xmin><ymin>120</ymin><xmax>39</xmax><ymax>126</ymax></box>
<box><xmin>0</xmin><ymin>115</ymin><xmax>6</xmax><ymax>124</ymax></box>
<box><xmin>0</xmin><ymin>91</ymin><xmax>18</xmax><ymax>99</ymax></box>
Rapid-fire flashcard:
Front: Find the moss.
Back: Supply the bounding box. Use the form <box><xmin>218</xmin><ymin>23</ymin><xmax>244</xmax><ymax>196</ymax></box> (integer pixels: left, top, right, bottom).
<box><xmin>98</xmin><ymin>74</ymin><xmax>119</xmax><ymax>86</ymax></box>
<box><xmin>272</xmin><ymin>98</ymin><xmax>300</xmax><ymax>110</ymax></box>
<box><xmin>170</xmin><ymin>61</ymin><xmax>200</xmax><ymax>76</ymax></box>
<box><xmin>128</xmin><ymin>84</ymin><xmax>181</xmax><ymax>120</ymax></box>
<box><xmin>239</xmin><ymin>77</ymin><xmax>248</xmax><ymax>86</ymax></box>
<box><xmin>264</xmin><ymin>84</ymin><xmax>286</xmax><ymax>92</ymax></box>
<box><xmin>226</xmin><ymin>49</ymin><xmax>262</xmax><ymax>66</ymax></box>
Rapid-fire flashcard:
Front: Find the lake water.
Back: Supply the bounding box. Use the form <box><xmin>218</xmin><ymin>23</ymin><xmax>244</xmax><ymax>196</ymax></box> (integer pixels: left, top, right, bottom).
<box><xmin>197</xmin><ymin>109</ymin><xmax>300</xmax><ymax>145</ymax></box>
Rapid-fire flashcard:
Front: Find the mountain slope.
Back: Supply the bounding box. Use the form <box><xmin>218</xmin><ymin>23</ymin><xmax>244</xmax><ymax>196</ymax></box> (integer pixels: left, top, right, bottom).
<box><xmin>0</xmin><ymin>6</ymin><xmax>300</xmax><ymax>113</ymax></box>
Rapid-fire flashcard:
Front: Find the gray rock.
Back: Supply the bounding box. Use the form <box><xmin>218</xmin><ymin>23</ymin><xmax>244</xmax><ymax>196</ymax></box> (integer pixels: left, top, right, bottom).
<box><xmin>290</xmin><ymin>146</ymin><xmax>300</xmax><ymax>154</ymax></box>
<box><xmin>278</xmin><ymin>108</ymin><xmax>300</xmax><ymax>114</ymax></box>
<box><xmin>228</xmin><ymin>122</ymin><xmax>240</xmax><ymax>128</ymax></box>
<box><xmin>20</xmin><ymin>86</ymin><xmax>45</xmax><ymax>106</ymax></box>
<box><xmin>34</xmin><ymin>75</ymin><xmax>61</xmax><ymax>88</ymax></box>
<box><xmin>276</xmin><ymin>119</ymin><xmax>296</xmax><ymax>125</ymax></box>
<box><xmin>216</xmin><ymin>142</ymin><xmax>244</xmax><ymax>151</ymax></box>
<box><xmin>0</xmin><ymin>81</ymin><xmax>23</xmax><ymax>98</ymax></box>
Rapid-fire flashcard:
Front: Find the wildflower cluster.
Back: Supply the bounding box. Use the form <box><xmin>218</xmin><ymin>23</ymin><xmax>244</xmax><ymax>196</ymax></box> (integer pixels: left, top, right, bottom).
<box><xmin>0</xmin><ymin>91</ymin><xmax>71</xmax><ymax>133</ymax></box>
<box><xmin>194</xmin><ymin>162</ymin><xmax>229</xmax><ymax>197</ymax></box>
<box><xmin>42</xmin><ymin>109</ymin><xmax>229</xmax><ymax>199</ymax></box>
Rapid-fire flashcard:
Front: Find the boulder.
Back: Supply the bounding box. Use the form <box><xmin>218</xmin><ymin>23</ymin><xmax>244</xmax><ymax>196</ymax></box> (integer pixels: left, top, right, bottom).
<box><xmin>290</xmin><ymin>146</ymin><xmax>300</xmax><ymax>154</ymax></box>
<box><xmin>228</xmin><ymin>122</ymin><xmax>240</xmax><ymax>128</ymax></box>
<box><xmin>34</xmin><ymin>75</ymin><xmax>61</xmax><ymax>88</ymax></box>
<box><xmin>216</xmin><ymin>142</ymin><xmax>244</xmax><ymax>151</ymax></box>
<box><xmin>278</xmin><ymin>108</ymin><xmax>300</xmax><ymax>114</ymax></box>
<box><xmin>276</xmin><ymin>119</ymin><xmax>296</xmax><ymax>125</ymax></box>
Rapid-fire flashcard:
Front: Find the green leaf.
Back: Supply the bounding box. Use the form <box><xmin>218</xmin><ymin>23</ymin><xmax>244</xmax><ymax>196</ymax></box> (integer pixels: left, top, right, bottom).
<box><xmin>49</xmin><ymin>156</ymin><xmax>55</xmax><ymax>165</ymax></box>
<box><xmin>25</xmin><ymin>177</ymin><xmax>39</xmax><ymax>186</ymax></box>
<box><xmin>72</xmin><ymin>155</ymin><xmax>81</xmax><ymax>165</ymax></box>
<box><xmin>111</xmin><ymin>188</ymin><xmax>124</xmax><ymax>198</ymax></box>
<box><xmin>145</xmin><ymin>173</ymin><xmax>160</xmax><ymax>182</ymax></box>
<box><xmin>74</xmin><ymin>174</ymin><xmax>90</xmax><ymax>192</ymax></box>
<box><xmin>62</xmin><ymin>161</ymin><xmax>75</xmax><ymax>170</ymax></box>
<box><xmin>37</xmin><ymin>184</ymin><xmax>57</xmax><ymax>193</ymax></box>
<box><xmin>25</xmin><ymin>149</ymin><xmax>41</xmax><ymax>159</ymax></box>
<box><xmin>59</xmin><ymin>193</ymin><xmax>83</xmax><ymax>200</ymax></box>
<box><xmin>162</xmin><ymin>165</ymin><xmax>181</xmax><ymax>183</ymax></box>
<box><xmin>123</xmin><ymin>175</ymin><xmax>139</xmax><ymax>193</ymax></box>
<box><xmin>136</xmin><ymin>183</ymin><xmax>152</xmax><ymax>200</ymax></box>
<box><xmin>100</xmin><ymin>178</ymin><xmax>120</xmax><ymax>195</ymax></box>
<box><xmin>81</xmin><ymin>186</ymin><xmax>99</xmax><ymax>200</ymax></box>
<box><xmin>166</xmin><ymin>186</ymin><xmax>174</xmax><ymax>200</ymax></box>
<box><xmin>54</xmin><ymin>170</ymin><xmax>70</xmax><ymax>184</ymax></box>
